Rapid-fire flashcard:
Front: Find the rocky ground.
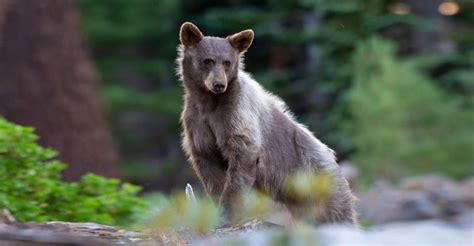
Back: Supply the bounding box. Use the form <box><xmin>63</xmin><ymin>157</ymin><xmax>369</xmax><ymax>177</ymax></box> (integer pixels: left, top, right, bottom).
<box><xmin>1</xmin><ymin>174</ymin><xmax>473</xmax><ymax>245</ymax></box>
<box><xmin>203</xmin><ymin>219</ymin><xmax>473</xmax><ymax>245</ymax></box>
<box><xmin>356</xmin><ymin>174</ymin><xmax>474</xmax><ymax>225</ymax></box>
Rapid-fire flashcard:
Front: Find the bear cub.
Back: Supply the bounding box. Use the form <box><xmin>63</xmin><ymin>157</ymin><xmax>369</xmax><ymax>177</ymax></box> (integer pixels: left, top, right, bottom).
<box><xmin>178</xmin><ymin>22</ymin><xmax>356</xmax><ymax>224</ymax></box>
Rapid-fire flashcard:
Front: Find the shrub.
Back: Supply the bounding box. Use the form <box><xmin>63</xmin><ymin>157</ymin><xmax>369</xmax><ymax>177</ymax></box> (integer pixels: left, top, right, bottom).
<box><xmin>0</xmin><ymin>117</ymin><xmax>148</xmax><ymax>226</ymax></box>
<box><xmin>342</xmin><ymin>38</ymin><xmax>474</xmax><ymax>182</ymax></box>
<box><xmin>148</xmin><ymin>192</ymin><xmax>220</xmax><ymax>234</ymax></box>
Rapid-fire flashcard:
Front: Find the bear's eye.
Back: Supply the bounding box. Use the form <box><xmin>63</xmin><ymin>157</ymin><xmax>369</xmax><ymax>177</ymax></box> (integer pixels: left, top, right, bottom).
<box><xmin>223</xmin><ymin>61</ymin><xmax>231</xmax><ymax>67</ymax></box>
<box><xmin>203</xmin><ymin>59</ymin><xmax>214</xmax><ymax>66</ymax></box>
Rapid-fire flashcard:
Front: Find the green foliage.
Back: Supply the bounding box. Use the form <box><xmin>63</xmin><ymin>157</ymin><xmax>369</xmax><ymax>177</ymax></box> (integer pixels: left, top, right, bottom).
<box><xmin>144</xmin><ymin>191</ymin><xmax>273</xmax><ymax>233</ymax></box>
<box><xmin>102</xmin><ymin>86</ymin><xmax>182</xmax><ymax>120</ymax></box>
<box><xmin>79</xmin><ymin>1</ymin><xmax>474</xmax><ymax>185</ymax></box>
<box><xmin>284</xmin><ymin>171</ymin><xmax>332</xmax><ymax>202</ymax></box>
<box><xmin>0</xmin><ymin>117</ymin><xmax>149</xmax><ymax>226</ymax></box>
<box><xmin>144</xmin><ymin>171</ymin><xmax>334</xmax><ymax>235</ymax></box>
<box><xmin>80</xmin><ymin>0</ymin><xmax>181</xmax><ymax>84</ymax></box>
<box><xmin>143</xmin><ymin>191</ymin><xmax>323</xmax><ymax>244</ymax></box>
<box><xmin>148</xmin><ymin>193</ymin><xmax>221</xmax><ymax>234</ymax></box>
<box><xmin>80</xmin><ymin>0</ymin><xmax>185</xmax><ymax>181</ymax></box>
<box><xmin>343</xmin><ymin>38</ymin><xmax>474</xmax><ymax>182</ymax></box>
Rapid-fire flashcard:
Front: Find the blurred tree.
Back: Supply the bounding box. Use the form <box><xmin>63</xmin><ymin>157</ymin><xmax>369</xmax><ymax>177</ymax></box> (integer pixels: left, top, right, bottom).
<box><xmin>0</xmin><ymin>0</ymin><xmax>119</xmax><ymax>181</ymax></box>
<box><xmin>78</xmin><ymin>0</ymin><xmax>474</xmax><ymax>189</ymax></box>
<box><xmin>344</xmin><ymin>38</ymin><xmax>474</xmax><ymax>182</ymax></box>
<box><xmin>80</xmin><ymin>0</ymin><xmax>187</xmax><ymax>190</ymax></box>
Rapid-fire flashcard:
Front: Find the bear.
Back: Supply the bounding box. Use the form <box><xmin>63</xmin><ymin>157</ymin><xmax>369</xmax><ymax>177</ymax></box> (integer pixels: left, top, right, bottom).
<box><xmin>177</xmin><ymin>22</ymin><xmax>356</xmax><ymax>225</ymax></box>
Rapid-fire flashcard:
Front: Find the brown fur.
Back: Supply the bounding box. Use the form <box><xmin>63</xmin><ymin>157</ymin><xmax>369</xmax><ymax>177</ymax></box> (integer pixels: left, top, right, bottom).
<box><xmin>177</xmin><ymin>22</ymin><xmax>356</xmax><ymax>225</ymax></box>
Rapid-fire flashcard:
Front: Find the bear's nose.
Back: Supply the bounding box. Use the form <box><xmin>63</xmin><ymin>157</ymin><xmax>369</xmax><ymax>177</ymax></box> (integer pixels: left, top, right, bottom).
<box><xmin>213</xmin><ymin>82</ymin><xmax>226</xmax><ymax>92</ymax></box>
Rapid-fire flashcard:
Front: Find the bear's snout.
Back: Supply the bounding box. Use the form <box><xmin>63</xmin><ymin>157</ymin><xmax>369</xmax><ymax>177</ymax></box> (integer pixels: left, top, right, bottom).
<box><xmin>213</xmin><ymin>81</ymin><xmax>226</xmax><ymax>93</ymax></box>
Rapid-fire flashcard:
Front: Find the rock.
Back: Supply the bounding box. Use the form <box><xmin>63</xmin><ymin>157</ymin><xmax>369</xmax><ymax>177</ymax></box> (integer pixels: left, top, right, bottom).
<box><xmin>198</xmin><ymin>220</ymin><xmax>474</xmax><ymax>246</ymax></box>
<box><xmin>1</xmin><ymin>216</ymin><xmax>472</xmax><ymax>245</ymax></box>
<box><xmin>0</xmin><ymin>218</ymin><xmax>279</xmax><ymax>245</ymax></box>
<box><xmin>400</xmin><ymin>175</ymin><xmax>466</xmax><ymax>215</ymax></box>
<box><xmin>317</xmin><ymin>220</ymin><xmax>473</xmax><ymax>246</ymax></box>
<box><xmin>452</xmin><ymin>209</ymin><xmax>474</xmax><ymax>227</ymax></box>
<box><xmin>0</xmin><ymin>223</ymin><xmax>105</xmax><ymax>245</ymax></box>
<box><xmin>400</xmin><ymin>193</ymin><xmax>439</xmax><ymax>220</ymax></box>
<box><xmin>460</xmin><ymin>177</ymin><xmax>474</xmax><ymax>206</ymax></box>
<box><xmin>0</xmin><ymin>221</ymin><xmax>151</xmax><ymax>245</ymax></box>
<box><xmin>356</xmin><ymin>175</ymin><xmax>474</xmax><ymax>224</ymax></box>
<box><xmin>355</xmin><ymin>181</ymin><xmax>429</xmax><ymax>224</ymax></box>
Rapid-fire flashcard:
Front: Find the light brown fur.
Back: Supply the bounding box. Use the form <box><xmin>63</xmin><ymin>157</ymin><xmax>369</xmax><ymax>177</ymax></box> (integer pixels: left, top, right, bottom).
<box><xmin>177</xmin><ymin>22</ymin><xmax>356</xmax><ymax>225</ymax></box>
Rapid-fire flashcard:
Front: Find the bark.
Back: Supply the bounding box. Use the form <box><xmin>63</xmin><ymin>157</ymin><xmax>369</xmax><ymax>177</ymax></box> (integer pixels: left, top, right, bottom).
<box><xmin>0</xmin><ymin>208</ymin><xmax>274</xmax><ymax>245</ymax></box>
<box><xmin>0</xmin><ymin>0</ymin><xmax>119</xmax><ymax>180</ymax></box>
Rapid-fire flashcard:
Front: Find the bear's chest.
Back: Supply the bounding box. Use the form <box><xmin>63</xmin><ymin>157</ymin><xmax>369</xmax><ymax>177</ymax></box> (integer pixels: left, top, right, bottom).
<box><xmin>190</xmin><ymin>116</ymin><xmax>218</xmax><ymax>154</ymax></box>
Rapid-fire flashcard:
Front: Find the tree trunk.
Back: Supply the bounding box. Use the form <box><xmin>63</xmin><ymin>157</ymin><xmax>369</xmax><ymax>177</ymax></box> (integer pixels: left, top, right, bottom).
<box><xmin>0</xmin><ymin>0</ymin><xmax>119</xmax><ymax>180</ymax></box>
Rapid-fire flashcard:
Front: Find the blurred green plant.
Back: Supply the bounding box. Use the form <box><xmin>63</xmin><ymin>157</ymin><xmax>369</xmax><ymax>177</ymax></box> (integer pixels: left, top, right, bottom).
<box><xmin>343</xmin><ymin>37</ymin><xmax>474</xmax><ymax>182</ymax></box>
<box><xmin>144</xmin><ymin>171</ymin><xmax>335</xmax><ymax>236</ymax></box>
<box><xmin>80</xmin><ymin>0</ymin><xmax>181</xmax><ymax>85</ymax></box>
<box><xmin>80</xmin><ymin>0</ymin><xmax>185</xmax><ymax>183</ymax></box>
<box><xmin>284</xmin><ymin>171</ymin><xmax>332</xmax><ymax>202</ymax></box>
<box><xmin>144</xmin><ymin>189</ymin><xmax>323</xmax><ymax>244</ymax></box>
<box><xmin>79</xmin><ymin>0</ymin><xmax>474</xmax><ymax>187</ymax></box>
<box><xmin>235</xmin><ymin>190</ymin><xmax>274</xmax><ymax>222</ymax></box>
<box><xmin>148</xmin><ymin>192</ymin><xmax>220</xmax><ymax>234</ymax></box>
<box><xmin>0</xmin><ymin>117</ymin><xmax>149</xmax><ymax>226</ymax></box>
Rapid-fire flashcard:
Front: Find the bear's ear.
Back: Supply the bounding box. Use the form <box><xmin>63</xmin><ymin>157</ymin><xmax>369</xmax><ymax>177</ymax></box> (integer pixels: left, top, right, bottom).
<box><xmin>180</xmin><ymin>22</ymin><xmax>203</xmax><ymax>46</ymax></box>
<box><xmin>227</xmin><ymin>29</ymin><xmax>254</xmax><ymax>53</ymax></box>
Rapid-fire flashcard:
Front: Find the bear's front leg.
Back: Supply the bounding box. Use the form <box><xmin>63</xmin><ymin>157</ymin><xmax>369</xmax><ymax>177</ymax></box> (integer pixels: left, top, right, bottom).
<box><xmin>189</xmin><ymin>152</ymin><xmax>227</xmax><ymax>202</ymax></box>
<box><xmin>218</xmin><ymin>136</ymin><xmax>258</xmax><ymax>223</ymax></box>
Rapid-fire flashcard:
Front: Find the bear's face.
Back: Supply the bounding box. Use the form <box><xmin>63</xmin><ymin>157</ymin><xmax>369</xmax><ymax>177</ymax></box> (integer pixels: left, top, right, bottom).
<box><xmin>190</xmin><ymin>37</ymin><xmax>238</xmax><ymax>94</ymax></box>
<box><xmin>179</xmin><ymin>22</ymin><xmax>253</xmax><ymax>94</ymax></box>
